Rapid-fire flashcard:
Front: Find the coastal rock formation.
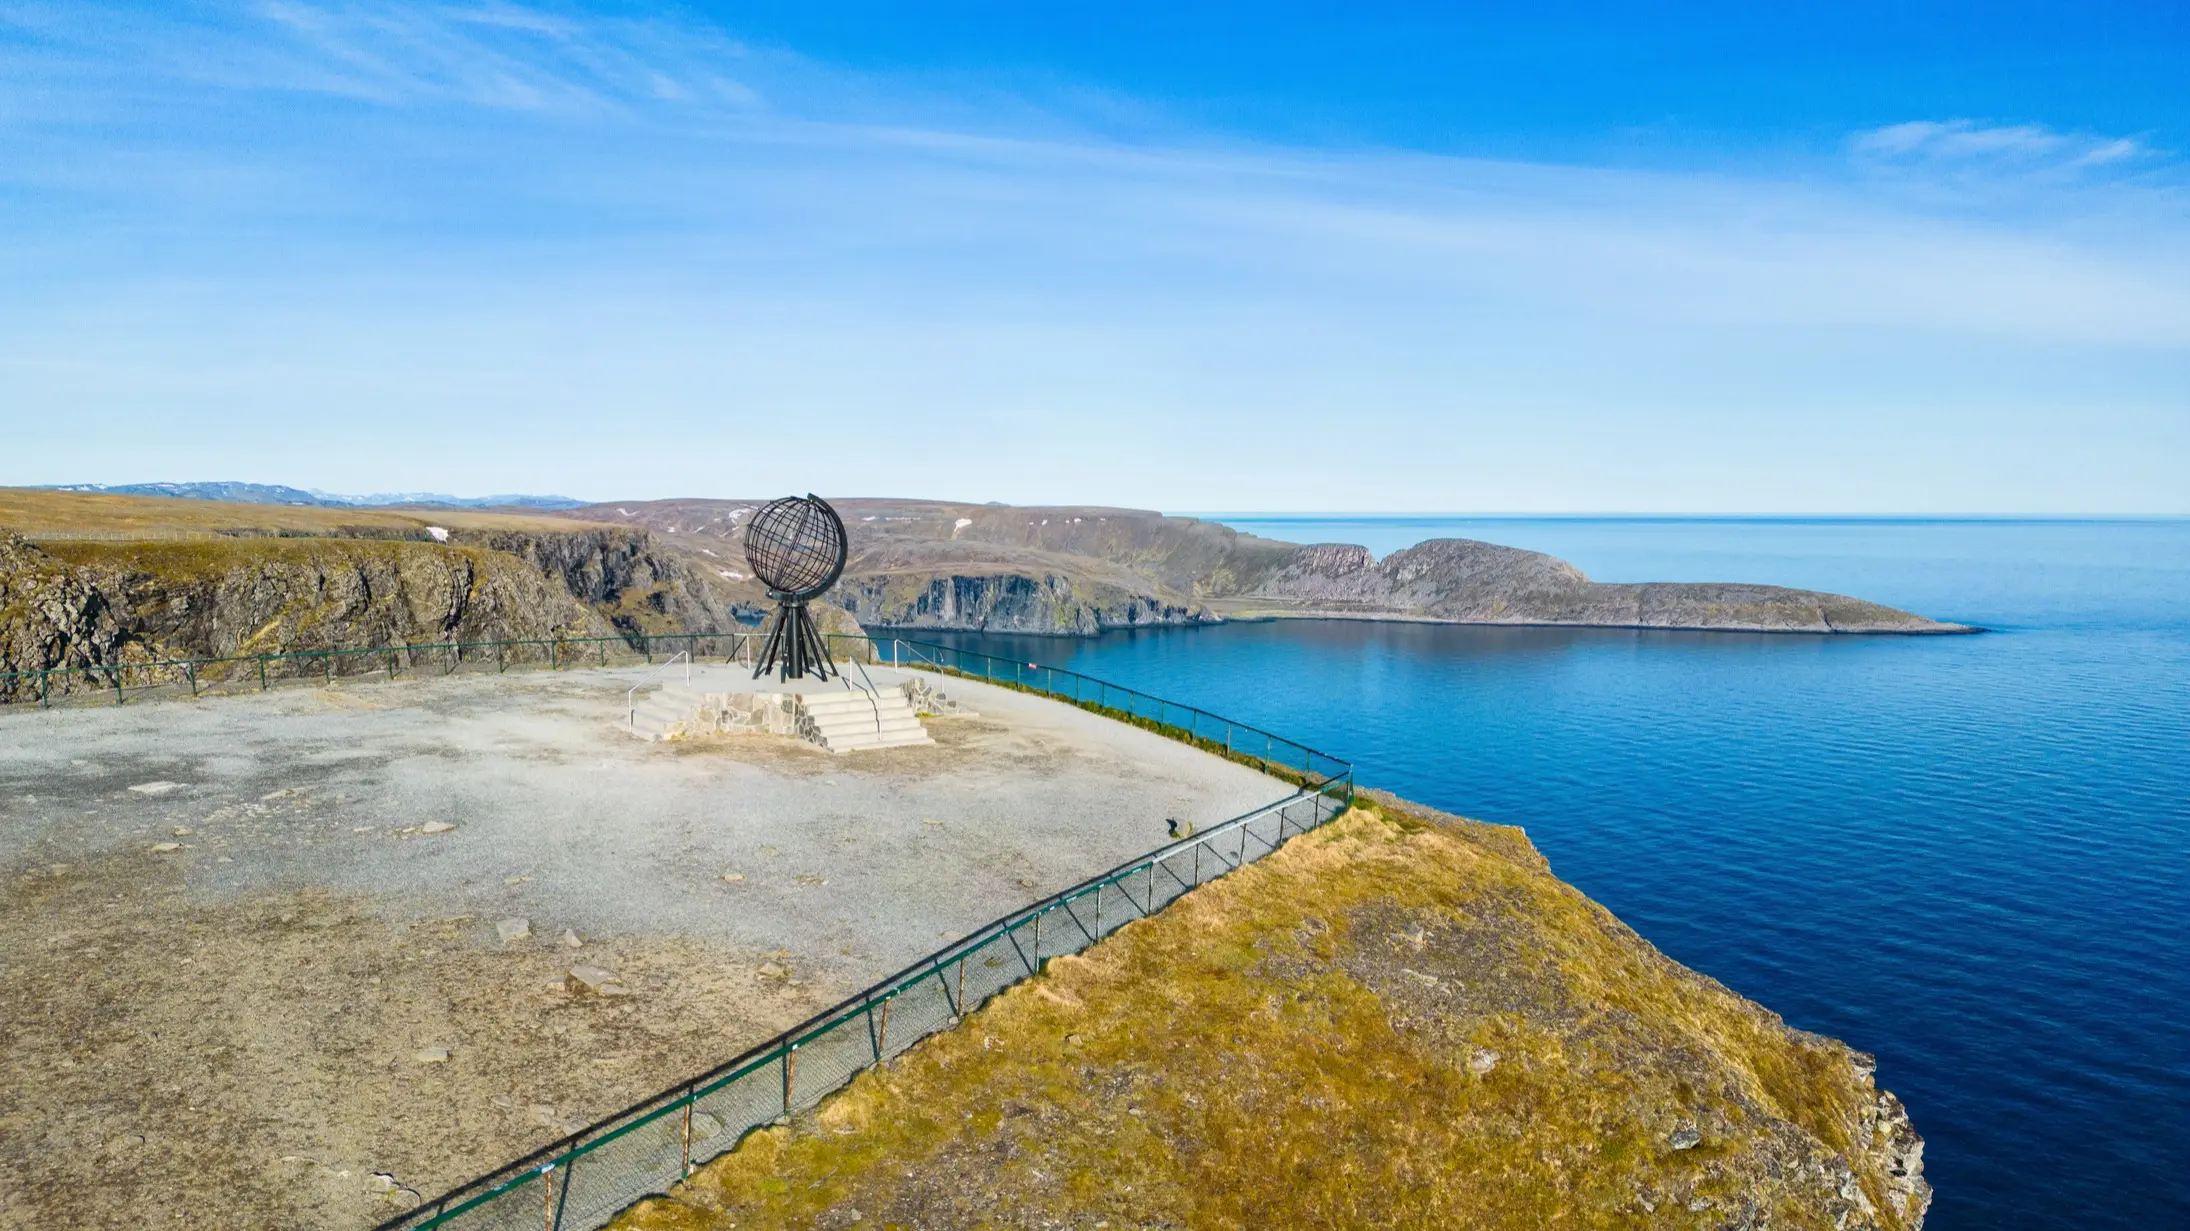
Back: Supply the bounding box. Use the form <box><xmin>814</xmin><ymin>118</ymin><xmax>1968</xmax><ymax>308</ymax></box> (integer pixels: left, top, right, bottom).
<box><xmin>620</xmin><ymin>791</ymin><xmax>1929</xmax><ymax>1230</ymax></box>
<box><xmin>1247</xmin><ymin>536</ymin><xmax>1949</xmax><ymax>633</ymax></box>
<box><xmin>0</xmin><ymin>492</ymin><xmax>802</xmax><ymax>701</ymax></box>
<box><xmin>840</xmin><ymin>571</ymin><xmax>1215</xmax><ymax>634</ymax></box>
<box><xmin>561</xmin><ymin>498</ymin><xmax>1971</xmax><ymax>637</ymax></box>
<box><xmin>0</xmin><ymin>531</ymin><xmax>613</xmax><ymax>699</ymax></box>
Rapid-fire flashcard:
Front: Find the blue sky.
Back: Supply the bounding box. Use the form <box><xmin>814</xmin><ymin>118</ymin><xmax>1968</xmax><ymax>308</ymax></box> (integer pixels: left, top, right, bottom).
<box><xmin>2</xmin><ymin>2</ymin><xmax>2185</xmax><ymax>513</ymax></box>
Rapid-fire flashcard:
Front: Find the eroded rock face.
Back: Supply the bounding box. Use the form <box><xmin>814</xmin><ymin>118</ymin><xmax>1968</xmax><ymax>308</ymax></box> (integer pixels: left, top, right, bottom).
<box><xmin>840</xmin><ymin>572</ymin><xmax>1215</xmax><ymax>635</ymax></box>
<box><xmin>0</xmin><ymin>527</ymin><xmax>758</xmax><ymax>701</ymax></box>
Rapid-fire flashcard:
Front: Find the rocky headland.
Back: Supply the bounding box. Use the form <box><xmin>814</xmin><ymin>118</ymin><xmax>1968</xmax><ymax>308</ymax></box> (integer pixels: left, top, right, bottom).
<box><xmin>621</xmin><ymin>792</ymin><xmax>1929</xmax><ymax>1230</ymax></box>
<box><xmin>559</xmin><ymin>498</ymin><xmax>1974</xmax><ymax>637</ymax></box>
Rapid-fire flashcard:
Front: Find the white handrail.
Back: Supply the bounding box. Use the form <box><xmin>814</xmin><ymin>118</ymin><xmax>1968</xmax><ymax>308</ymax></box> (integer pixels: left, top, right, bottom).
<box><xmin>625</xmin><ymin>651</ymin><xmax>691</xmax><ymax>729</ymax></box>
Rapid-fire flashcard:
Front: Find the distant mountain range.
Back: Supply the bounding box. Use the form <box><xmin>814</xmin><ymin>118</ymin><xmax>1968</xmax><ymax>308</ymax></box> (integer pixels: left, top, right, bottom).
<box><xmin>45</xmin><ymin>482</ymin><xmax>585</xmax><ymax>510</ymax></box>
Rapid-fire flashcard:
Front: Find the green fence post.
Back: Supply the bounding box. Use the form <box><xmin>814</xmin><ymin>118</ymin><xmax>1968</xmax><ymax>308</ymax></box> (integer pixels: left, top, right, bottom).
<box><xmin>187</xmin><ymin>662</ymin><xmax>197</xmax><ymax>697</ymax></box>
<box><xmin>598</xmin><ymin>638</ymin><xmax>606</xmax><ymax>666</ymax></box>
<box><xmin>643</xmin><ymin>635</ymin><xmax>652</xmax><ymax>665</ymax></box>
<box><xmin>258</xmin><ymin>657</ymin><xmax>268</xmax><ymax>691</ymax></box>
<box><xmin>550</xmin><ymin>639</ymin><xmax>559</xmax><ymax>669</ymax></box>
<box><xmin>324</xmin><ymin>653</ymin><xmax>332</xmax><ymax>686</ymax></box>
<box><xmin>113</xmin><ymin>667</ymin><xmax>123</xmax><ymax>706</ymax></box>
<box><xmin>39</xmin><ymin>670</ymin><xmax>49</xmax><ymax>708</ymax></box>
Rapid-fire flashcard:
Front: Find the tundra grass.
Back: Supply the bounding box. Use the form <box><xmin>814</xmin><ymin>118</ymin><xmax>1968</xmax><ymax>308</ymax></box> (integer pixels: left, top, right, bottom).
<box><xmin>616</xmin><ymin>800</ymin><xmax>1911</xmax><ymax>1231</ymax></box>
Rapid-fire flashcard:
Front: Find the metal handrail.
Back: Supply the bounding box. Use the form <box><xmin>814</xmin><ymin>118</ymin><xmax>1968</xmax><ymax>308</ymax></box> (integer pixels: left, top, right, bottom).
<box><xmin>866</xmin><ymin>634</ymin><xmax>1350</xmax><ymax>785</ymax></box>
<box><xmin>844</xmin><ymin>655</ymin><xmax>886</xmax><ymax>734</ymax></box>
<box><xmin>625</xmin><ymin>651</ymin><xmax>691</xmax><ymax>730</ymax></box>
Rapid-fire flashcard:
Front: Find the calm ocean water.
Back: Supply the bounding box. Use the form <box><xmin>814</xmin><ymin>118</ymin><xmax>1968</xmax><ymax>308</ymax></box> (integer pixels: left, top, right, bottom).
<box><xmin>907</xmin><ymin>517</ymin><xmax>2190</xmax><ymax>1230</ymax></box>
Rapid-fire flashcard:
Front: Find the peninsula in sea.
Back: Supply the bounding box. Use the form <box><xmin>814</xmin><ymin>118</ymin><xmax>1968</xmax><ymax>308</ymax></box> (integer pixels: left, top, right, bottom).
<box><xmin>558</xmin><ymin>497</ymin><xmax>1976</xmax><ymax>637</ymax></box>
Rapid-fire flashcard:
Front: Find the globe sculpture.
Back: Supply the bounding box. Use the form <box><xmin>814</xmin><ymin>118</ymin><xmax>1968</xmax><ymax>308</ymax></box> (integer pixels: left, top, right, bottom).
<box><xmin>743</xmin><ymin>494</ymin><xmax>849</xmax><ymax>682</ymax></box>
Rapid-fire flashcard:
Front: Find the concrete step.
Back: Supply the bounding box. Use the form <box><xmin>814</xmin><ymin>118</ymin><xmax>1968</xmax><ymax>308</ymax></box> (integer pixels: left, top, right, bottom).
<box><xmin>814</xmin><ymin>714</ymin><xmax>932</xmax><ymax>731</ymax></box>
<box><xmin>825</xmin><ymin>729</ymin><xmax>935</xmax><ymax>751</ymax></box>
<box><xmin>804</xmin><ymin>693</ymin><xmax>913</xmax><ymax>717</ymax></box>
<box><xmin>800</xmin><ymin>688</ymin><xmax>930</xmax><ymax>752</ymax></box>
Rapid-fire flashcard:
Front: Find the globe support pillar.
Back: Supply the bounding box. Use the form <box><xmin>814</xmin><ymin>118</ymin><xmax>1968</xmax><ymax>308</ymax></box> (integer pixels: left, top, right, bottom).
<box><xmin>753</xmin><ymin>595</ymin><xmax>836</xmax><ymax>683</ymax></box>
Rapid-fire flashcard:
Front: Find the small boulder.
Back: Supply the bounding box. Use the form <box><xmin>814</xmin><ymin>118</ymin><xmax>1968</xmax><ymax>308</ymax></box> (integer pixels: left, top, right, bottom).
<box><xmin>413</xmin><ymin>1046</ymin><xmax>450</xmax><ymax>1064</ymax></box>
<box><xmin>560</xmin><ymin>928</ymin><xmax>583</xmax><ymax>949</ymax></box>
<box><xmin>418</xmin><ymin>821</ymin><xmax>455</xmax><ymax>835</ymax></box>
<box><xmin>757</xmin><ymin>961</ymin><xmax>787</xmax><ymax>979</ymax></box>
<box><xmin>1466</xmin><ymin>1049</ymin><xmax>1500</xmax><ymax>1075</ymax></box>
<box><xmin>148</xmin><ymin>842</ymin><xmax>183</xmax><ymax>854</ymax></box>
<box><xmin>128</xmin><ymin>782</ymin><xmax>182</xmax><ymax>796</ymax></box>
<box><xmin>1669</xmin><ymin>1123</ymin><xmax>1702</xmax><ymax>1151</ymax></box>
<box><xmin>495</xmin><ymin>918</ymin><xmax>531</xmax><ymax>944</ymax></box>
<box><xmin>566</xmin><ymin>965</ymin><xmax>629</xmax><ymax>996</ymax></box>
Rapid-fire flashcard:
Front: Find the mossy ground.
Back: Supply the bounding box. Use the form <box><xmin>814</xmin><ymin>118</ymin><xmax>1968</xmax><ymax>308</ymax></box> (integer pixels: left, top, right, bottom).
<box><xmin>614</xmin><ymin>798</ymin><xmax>1910</xmax><ymax>1231</ymax></box>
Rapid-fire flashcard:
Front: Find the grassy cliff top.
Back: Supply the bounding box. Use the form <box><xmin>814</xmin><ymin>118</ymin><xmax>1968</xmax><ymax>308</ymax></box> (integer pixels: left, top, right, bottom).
<box><xmin>617</xmin><ymin>793</ymin><xmax>1926</xmax><ymax>1231</ymax></box>
<box><xmin>0</xmin><ymin>488</ymin><xmax>584</xmax><ymax>540</ymax></box>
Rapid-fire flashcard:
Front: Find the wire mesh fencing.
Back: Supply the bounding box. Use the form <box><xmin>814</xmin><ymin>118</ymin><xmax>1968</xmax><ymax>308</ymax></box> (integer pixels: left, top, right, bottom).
<box><xmin>374</xmin><ymin>776</ymin><xmax>1352</xmax><ymax>1231</ymax></box>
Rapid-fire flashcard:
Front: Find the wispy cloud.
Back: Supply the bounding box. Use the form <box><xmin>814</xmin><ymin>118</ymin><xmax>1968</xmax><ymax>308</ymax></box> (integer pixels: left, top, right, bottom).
<box><xmin>1852</xmin><ymin>118</ymin><xmax>2152</xmax><ymax>171</ymax></box>
<box><xmin>0</xmin><ymin>3</ymin><xmax>2185</xmax><ymax>512</ymax></box>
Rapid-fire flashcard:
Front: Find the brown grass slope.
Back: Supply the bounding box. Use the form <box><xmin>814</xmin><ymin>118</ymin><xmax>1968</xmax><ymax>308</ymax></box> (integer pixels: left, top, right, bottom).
<box><xmin>616</xmin><ymin>793</ymin><xmax>1927</xmax><ymax>1231</ymax></box>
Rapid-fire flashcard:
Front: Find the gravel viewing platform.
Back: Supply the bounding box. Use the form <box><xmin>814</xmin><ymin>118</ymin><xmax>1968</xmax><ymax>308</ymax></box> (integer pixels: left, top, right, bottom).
<box><xmin>0</xmin><ymin>665</ymin><xmax>1285</xmax><ymax>1230</ymax></box>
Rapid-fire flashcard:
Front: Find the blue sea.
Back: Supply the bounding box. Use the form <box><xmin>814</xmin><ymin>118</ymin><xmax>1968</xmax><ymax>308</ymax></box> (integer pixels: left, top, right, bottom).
<box><xmin>908</xmin><ymin>517</ymin><xmax>2190</xmax><ymax>1230</ymax></box>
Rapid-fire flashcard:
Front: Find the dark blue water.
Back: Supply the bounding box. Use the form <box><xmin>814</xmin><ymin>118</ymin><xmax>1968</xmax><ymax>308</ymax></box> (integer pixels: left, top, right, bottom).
<box><xmin>905</xmin><ymin>518</ymin><xmax>2190</xmax><ymax>1230</ymax></box>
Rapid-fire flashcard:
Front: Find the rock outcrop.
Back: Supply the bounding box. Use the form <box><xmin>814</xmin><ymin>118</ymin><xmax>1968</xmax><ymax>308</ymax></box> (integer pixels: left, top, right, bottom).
<box><xmin>839</xmin><ymin>571</ymin><xmax>1214</xmax><ymax>635</ymax></box>
<box><xmin>0</xmin><ymin>491</ymin><xmax>803</xmax><ymax>701</ymax></box>
<box><xmin>1244</xmin><ymin>537</ymin><xmax>1951</xmax><ymax>633</ymax></box>
<box><xmin>0</xmin><ymin>532</ymin><xmax>614</xmax><ymax>699</ymax></box>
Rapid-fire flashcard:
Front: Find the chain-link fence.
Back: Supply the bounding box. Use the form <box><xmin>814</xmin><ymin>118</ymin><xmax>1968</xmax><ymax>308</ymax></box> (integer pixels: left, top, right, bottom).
<box><xmin>371</xmin><ymin>775</ymin><xmax>1350</xmax><ymax>1231</ymax></box>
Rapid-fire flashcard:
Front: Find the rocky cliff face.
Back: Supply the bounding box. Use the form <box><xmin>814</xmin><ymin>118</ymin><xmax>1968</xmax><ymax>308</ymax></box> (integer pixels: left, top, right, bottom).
<box><xmin>840</xmin><ymin>571</ymin><xmax>1215</xmax><ymax>635</ymax></box>
<box><xmin>0</xmin><ymin>517</ymin><xmax>767</xmax><ymax>701</ymax></box>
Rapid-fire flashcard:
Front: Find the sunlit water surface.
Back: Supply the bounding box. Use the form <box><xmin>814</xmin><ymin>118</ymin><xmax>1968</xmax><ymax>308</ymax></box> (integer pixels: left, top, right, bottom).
<box><xmin>901</xmin><ymin>517</ymin><xmax>2190</xmax><ymax>1230</ymax></box>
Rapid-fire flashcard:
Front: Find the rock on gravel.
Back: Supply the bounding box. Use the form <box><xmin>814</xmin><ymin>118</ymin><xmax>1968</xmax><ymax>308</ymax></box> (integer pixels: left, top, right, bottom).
<box><xmin>418</xmin><ymin>821</ymin><xmax>455</xmax><ymax>835</ymax></box>
<box><xmin>128</xmin><ymin>781</ymin><xmax>183</xmax><ymax>796</ymax></box>
<box><xmin>565</xmin><ymin>965</ymin><xmax>628</xmax><ymax>996</ymax></box>
<box><xmin>495</xmin><ymin>918</ymin><xmax>531</xmax><ymax>944</ymax></box>
<box><xmin>413</xmin><ymin>1047</ymin><xmax>451</xmax><ymax>1064</ymax></box>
